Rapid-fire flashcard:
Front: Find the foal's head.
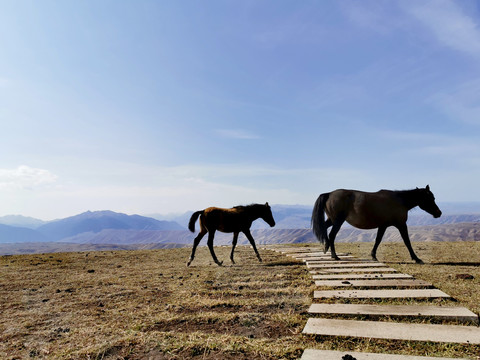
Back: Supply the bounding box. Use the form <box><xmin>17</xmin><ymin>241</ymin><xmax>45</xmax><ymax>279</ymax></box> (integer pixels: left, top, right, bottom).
<box><xmin>417</xmin><ymin>185</ymin><xmax>442</xmax><ymax>218</ymax></box>
<box><xmin>260</xmin><ymin>202</ymin><xmax>276</xmax><ymax>227</ymax></box>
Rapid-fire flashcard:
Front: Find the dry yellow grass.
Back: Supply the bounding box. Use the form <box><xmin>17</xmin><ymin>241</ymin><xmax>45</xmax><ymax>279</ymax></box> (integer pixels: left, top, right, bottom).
<box><xmin>1</xmin><ymin>241</ymin><xmax>479</xmax><ymax>359</ymax></box>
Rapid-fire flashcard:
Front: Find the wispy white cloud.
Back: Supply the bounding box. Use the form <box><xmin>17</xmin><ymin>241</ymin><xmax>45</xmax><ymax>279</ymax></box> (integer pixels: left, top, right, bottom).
<box><xmin>215</xmin><ymin>128</ymin><xmax>261</xmax><ymax>140</ymax></box>
<box><xmin>428</xmin><ymin>78</ymin><xmax>480</xmax><ymax>125</ymax></box>
<box><xmin>405</xmin><ymin>0</ymin><xmax>480</xmax><ymax>57</ymax></box>
<box><xmin>0</xmin><ymin>165</ymin><xmax>58</xmax><ymax>190</ymax></box>
<box><xmin>342</xmin><ymin>0</ymin><xmax>402</xmax><ymax>34</ymax></box>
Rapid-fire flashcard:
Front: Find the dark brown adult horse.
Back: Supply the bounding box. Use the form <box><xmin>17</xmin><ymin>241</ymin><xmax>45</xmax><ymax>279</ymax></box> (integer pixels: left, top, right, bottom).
<box><xmin>187</xmin><ymin>203</ymin><xmax>275</xmax><ymax>266</ymax></box>
<box><xmin>311</xmin><ymin>185</ymin><xmax>442</xmax><ymax>263</ymax></box>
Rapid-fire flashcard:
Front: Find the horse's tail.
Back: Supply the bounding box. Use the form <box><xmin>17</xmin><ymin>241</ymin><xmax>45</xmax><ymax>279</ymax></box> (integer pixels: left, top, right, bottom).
<box><xmin>311</xmin><ymin>193</ymin><xmax>329</xmax><ymax>244</ymax></box>
<box><xmin>188</xmin><ymin>210</ymin><xmax>204</xmax><ymax>232</ymax></box>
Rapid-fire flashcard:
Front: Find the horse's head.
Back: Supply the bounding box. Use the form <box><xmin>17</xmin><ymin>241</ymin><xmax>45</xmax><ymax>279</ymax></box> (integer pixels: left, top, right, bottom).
<box><xmin>417</xmin><ymin>185</ymin><xmax>442</xmax><ymax>218</ymax></box>
<box><xmin>261</xmin><ymin>202</ymin><xmax>276</xmax><ymax>227</ymax></box>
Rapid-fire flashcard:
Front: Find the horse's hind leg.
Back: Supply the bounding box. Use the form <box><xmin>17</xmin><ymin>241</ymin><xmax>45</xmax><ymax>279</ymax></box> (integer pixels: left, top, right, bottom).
<box><xmin>371</xmin><ymin>226</ymin><xmax>387</xmax><ymax>261</ymax></box>
<box><xmin>230</xmin><ymin>232</ymin><xmax>239</xmax><ymax>264</ymax></box>
<box><xmin>207</xmin><ymin>230</ymin><xmax>223</xmax><ymax>266</ymax></box>
<box><xmin>243</xmin><ymin>229</ymin><xmax>262</xmax><ymax>262</ymax></box>
<box><xmin>328</xmin><ymin>217</ymin><xmax>345</xmax><ymax>260</ymax></box>
<box><xmin>323</xmin><ymin>218</ymin><xmax>333</xmax><ymax>253</ymax></box>
<box><xmin>187</xmin><ymin>229</ymin><xmax>207</xmax><ymax>266</ymax></box>
<box><xmin>187</xmin><ymin>230</ymin><xmax>206</xmax><ymax>266</ymax></box>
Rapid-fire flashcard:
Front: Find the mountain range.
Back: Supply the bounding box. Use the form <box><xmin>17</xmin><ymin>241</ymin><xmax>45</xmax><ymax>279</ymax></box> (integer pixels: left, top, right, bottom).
<box><xmin>0</xmin><ymin>202</ymin><xmax>479</xmax><ymax>255</ymax></box>
<box><xmin>0</xmin><ymin>210</ymin><xmax>183</xmax><ymax>244</ymax></box>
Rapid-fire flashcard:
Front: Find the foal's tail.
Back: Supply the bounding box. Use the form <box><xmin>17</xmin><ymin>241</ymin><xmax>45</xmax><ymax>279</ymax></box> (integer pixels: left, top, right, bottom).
<box><xmin>311</xmin><ymin>193</ymin><xmax>329</xmax><ymax>244</ymax></box>
<box><xmin>188</xmin><ymin>210</ymin><xmax>204</xmax><ymax>232</ymax></box>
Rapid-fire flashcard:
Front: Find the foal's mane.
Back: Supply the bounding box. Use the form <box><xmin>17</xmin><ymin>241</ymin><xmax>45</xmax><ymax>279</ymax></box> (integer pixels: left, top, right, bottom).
<box><xmin>233</xmin><ymin>203</ymin><xmax>263</xmax><ymax>210</ymax></box>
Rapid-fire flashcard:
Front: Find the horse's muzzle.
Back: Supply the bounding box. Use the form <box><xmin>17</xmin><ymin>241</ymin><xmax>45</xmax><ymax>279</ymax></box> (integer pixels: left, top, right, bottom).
<box><xmin>434</xmin><ymin>210</ymin><xmax>442</xmax><ymax>218</ymax></box>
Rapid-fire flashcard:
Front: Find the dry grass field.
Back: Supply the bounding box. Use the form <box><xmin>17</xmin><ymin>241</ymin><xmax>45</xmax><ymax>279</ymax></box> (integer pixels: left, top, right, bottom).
<box><xmin>1</xmin><ymin>241</ymin><xmax>479</xmax><ymax>359</ymax></box>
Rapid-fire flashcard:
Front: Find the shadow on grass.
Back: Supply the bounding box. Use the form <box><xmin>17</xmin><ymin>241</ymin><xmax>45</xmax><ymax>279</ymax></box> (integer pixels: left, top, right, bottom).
<box><xmin>384</xmin><ymin>261</ymin><xmax>480</xmax><ymax>266</ymax></box>
<box><xmin>430</xmin><ymin>262</ymin><xmax>480</xmax><ymax>267</ymax></box>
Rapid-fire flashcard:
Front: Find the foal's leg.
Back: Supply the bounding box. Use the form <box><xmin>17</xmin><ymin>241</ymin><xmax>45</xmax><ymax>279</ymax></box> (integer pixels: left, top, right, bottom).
<box><xmin>328</xmin><ymin>217</ymin><xmax>345</xmax><ymax>260</ymax></box>
<box><xmin>187</xmin><ymin>229</ymin><xmax>207</xmax><ymax>266</ymax></box>
<box><xmin>243</xmin><ymin>229</ymin><xmax>262</xmax><ymax>262</ymax></box>
<box><xmin>371</xmin><ymin>225</ymin><xmax>387</xmax><ymax>261</ymax></box>
<box><xmin>230</xmin><ymin>232</ymin><xmax>239</xmax><ymax>264</ymax></box>
<box><xmin>396</xmin><ymin>223</ymin><xmax>423</xmax><ymax>264</ymax></box>
<box><xmin>207</xmin><ymin>230</ymin><xmax>223</xmax><ymax>266</ymax></box>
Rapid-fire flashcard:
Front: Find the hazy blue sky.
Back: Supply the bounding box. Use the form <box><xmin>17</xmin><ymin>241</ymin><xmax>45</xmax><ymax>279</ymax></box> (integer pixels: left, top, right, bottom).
<box><xmin>2</xmin><ymin>0</ymin><xmax>480</xmax><ymax>220</ymax></box>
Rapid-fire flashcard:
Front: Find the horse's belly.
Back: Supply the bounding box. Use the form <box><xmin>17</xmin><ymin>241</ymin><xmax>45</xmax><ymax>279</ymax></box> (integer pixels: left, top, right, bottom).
<box><xmin>346</xmin><ymin>217</ymin><xmax>378</xmax><ymax>230</ymax></box>
<box><xmin>346</xmin><ymin>210</ymin><xmax>386</xmax><ymax>229</ymax></box>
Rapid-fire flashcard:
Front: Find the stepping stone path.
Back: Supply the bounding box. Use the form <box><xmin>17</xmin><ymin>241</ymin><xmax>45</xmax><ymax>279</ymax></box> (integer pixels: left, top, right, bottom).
<box><xmin>262</xmin><ymin>245</ymin><xmax>480</xmax><ymax>359</ymax></box>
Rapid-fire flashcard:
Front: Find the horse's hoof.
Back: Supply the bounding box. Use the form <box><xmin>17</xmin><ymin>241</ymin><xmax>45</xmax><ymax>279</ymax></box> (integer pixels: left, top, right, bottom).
<box><xmin>186</xmin><ymin>260</ymin><xmax>192</xmax><ymax>267</ymax></box>
<box><xmin>371</xmin><ymin>257</ymin><xmax>378</xmax><ymax>262</ymax></box>
<box><xmin>216</xmin><ymin>261</ymin><xmax>223</xmax><ymax>266</ymax></box>
<box><xmin>415</xmin><ymin>258</ymin><xmax>424</xmax><ymax>264</ymax></box>
<box><xmin>230</xmin><ymin>259</ymin><xmax>235</xmax><ymax>264</ymax></box>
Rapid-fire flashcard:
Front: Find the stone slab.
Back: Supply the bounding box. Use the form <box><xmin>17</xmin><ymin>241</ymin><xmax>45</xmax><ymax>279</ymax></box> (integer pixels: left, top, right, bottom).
<box><xmin>302</xmin><ymin>318</ymin><xmax>480</xmax><ymax>344</ymax></box>
<box><xmin>307</xmin><ymin>262</ymin><xmax>386</xmax><ymax>268</ymax></box>
<box><xmin>308</xmin><ymin>303</ymin><xmax>478</xmax><ymax>324</ymax></box>
<box><xmin>312</xmin><ymin>273</ymin><xmax>413</xmax><ymax>280</ymax></box>
<box><xmin>276</xmin><ymin>248</ymin><xmax>324</xmax><ymax>253</ymax></box>
<box><xmin>313</xmin><ymin>288</ymin><xmax>450</xmax><ymax>299</ymax></box>
<box><xmin>301</xmin><ymin>349</ymin><xmax>468</xmax><ymax>360</ymax></box>
<box><xmin>310</xmin><ymin>267</ymin><xmax>398</xmax><ymax>273</ymax></box>
<box><xmin>314</xmin><ymin>279</ymin><xmax>432</xmax><ymax>288</ymax></box>
<box><xmin>286</xmin><ymin>251</ymin><xmax>330</xmax><ymax>255</ymax></box>
<box><xmin>294</xmin><ymin>255</ymin><xmax>356</xmax><ymax>260</ymax></box>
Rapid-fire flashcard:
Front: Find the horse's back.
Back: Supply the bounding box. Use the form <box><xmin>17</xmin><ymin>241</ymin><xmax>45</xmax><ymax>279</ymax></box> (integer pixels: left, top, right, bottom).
<box><xmin>326</xmin><ymin>189</ymin><xmax>407</xmax><ymax>229</ymax></box>
<box><xmin>203</xmin><ymin>206</ymin><xmax>244</xmax><ymax>233</ymax></box>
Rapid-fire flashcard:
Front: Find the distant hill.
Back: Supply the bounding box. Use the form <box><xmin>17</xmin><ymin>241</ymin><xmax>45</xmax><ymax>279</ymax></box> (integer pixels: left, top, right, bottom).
<box><xmin>0</xmin><ymin>224</ymin><xmax>50</xmax><ymax>243</ymax></box>
<box><xmin>36</xmin><ymin>210</ymin><xmax>184</xmax><ymax>241</ymax></box>
<box><xmin>0</xmin><ymin>215</ymin><xmax>47</xmax><ymax>229</ymax></box>
<box><xmin>0</xmin><ymin>211</ymin><xmax>184</xmax><ymax>244</ymax></box>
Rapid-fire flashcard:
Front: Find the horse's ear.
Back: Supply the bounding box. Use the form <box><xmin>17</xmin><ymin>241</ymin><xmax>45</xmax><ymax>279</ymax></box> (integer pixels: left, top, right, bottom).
<box><xmin>426</xmin><ymin>185</ymin><xmax>430</xmax><ymax>191</ymax></box>
<box><xmin>265</xmin><ymin>202</ymin><xmax>269</xmax><ymax>207</ymax></box>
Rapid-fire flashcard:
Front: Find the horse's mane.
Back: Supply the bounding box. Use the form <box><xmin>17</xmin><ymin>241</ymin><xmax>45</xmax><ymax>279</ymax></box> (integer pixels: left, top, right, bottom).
<box><xmin>391</xmin><ymin>188</ymin><xmax>425</xmax><ymax>209</ymax></box>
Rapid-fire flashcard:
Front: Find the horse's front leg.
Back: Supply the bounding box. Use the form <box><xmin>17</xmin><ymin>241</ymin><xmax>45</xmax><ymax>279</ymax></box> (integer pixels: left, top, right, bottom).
<box><xmin>371</xmin><ymin>226</ymin><xmax>387</xmax><ymax>261</ymax></box>
<box><xmin>243</xmin><ymin>229</ymin><xmax>262</xmax><ymax>262</ymax></box>
<box><xmin>230</xmin><ymin>232</ymin><xmax>239</xmax><ymax>264</ymax></box>
<box><xmin>207</xmin><ymin>230</ymin><xmax>223</xmax><ymax>266</ymax></box>
<box><xmin>396</xmin><ymin>223</ymin><xmax>423</xmax><ymax>264</ymax></box>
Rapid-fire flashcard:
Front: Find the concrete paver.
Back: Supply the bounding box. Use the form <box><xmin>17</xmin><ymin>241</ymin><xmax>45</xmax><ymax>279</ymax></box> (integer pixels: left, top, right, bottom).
<box><xmin>307</xmin><ymin>262</ymin><xmax>387</xmax><ymax>268</ymax></box>
<box><xmin>303</xmin><ymin>318</ymin><xmax>480</xmax><ymax>344</ymax></box>
<box><xmin>308</xmin><ymin>303</ymin><xmax>478</xmax><ymax>323</ymax></box>
<box><xmin>314</xmin><ymin>288</ymin><xmax>450</xmax><ymax>299</ymax></box>
<box><xmin>312</xmin><ymin>273</ymin><xmax>413</xmax><ymax>280</ymax></box>
<box><xmin>314</xmin><ymin>279</ymin><xmax>432</xmax><ymax>288</ymax></box>
<box><xmin>310</xmin><ymin>267</ymin><xmax>398</xmax><ymax>273</ymax></box>
<box><xmin>300</xmin><ymin>349</ymin><xmax>469</xmax><ymax>360</ymax></box>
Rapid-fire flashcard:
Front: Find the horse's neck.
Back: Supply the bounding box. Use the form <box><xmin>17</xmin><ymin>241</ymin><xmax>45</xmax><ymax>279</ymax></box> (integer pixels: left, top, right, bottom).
<box><xmin>397</xmin><ymin>190</ymin><xmax>421</xmax><ymax>210</ymax></box>
<box><xmin>247</xmin><ymin>207</ymin><xmax>263</xmax><ymax>222</ymax></box>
